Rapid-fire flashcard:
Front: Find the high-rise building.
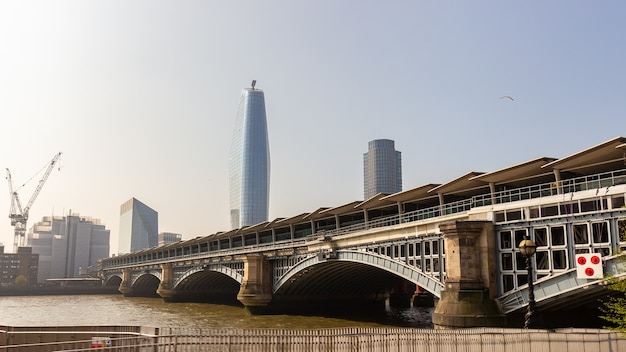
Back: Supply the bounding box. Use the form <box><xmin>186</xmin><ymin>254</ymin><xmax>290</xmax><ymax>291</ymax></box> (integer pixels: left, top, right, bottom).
<box><xmin>229</xmin><ymin>80</ymin><xmax>270</xmax><ymax>229</ymax></box>
<box><xmin>363</xmin><ymin>139</ymin><xmax>402</xmax><ymax>199</ymax></box>
<box><xmin>27</xmin><ymin>214</ymin><xmax>109</xmax><ymax>283</ymax></box>
<box><xmin>0</xmin><ymin>246</ymin><xmax>38</xmax><ymax>287</ymax></box>
<box><xmin>118</xmin><ymin>198</ymin><xmax>158</xmax><ymax>254</ymax></box>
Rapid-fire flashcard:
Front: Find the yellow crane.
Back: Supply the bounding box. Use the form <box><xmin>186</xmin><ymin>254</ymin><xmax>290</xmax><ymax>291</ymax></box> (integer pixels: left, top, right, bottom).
<box><xmin>6</xmin><ymin>152</ymin><xmax>62</xmax><ymax>252</ymax></box>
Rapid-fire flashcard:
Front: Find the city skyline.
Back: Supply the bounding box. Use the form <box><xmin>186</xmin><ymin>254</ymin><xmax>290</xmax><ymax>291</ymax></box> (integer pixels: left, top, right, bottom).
<box><xmin>1</xmin><ymin>1</ymin><xmax>625</xmax><ymax>253</ymax></box>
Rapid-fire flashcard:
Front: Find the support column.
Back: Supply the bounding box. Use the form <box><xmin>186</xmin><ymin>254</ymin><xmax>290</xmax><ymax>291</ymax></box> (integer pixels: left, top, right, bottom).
<box><xmin>237</xmin><ymin>254</ymin><xmax>273</xmax><ymax>312</ymax></box>
<box><xmin>156</xmin><ymin>263</ymin><xmax>175</xmax><ymax>301</ymax></box>
<box><xmin>118</xmin><ymin>268</ymin><xmax>134</xmax><ymax>296</ymax></box>
<box><xmin>432</xmin><ymin>220</ymin><xmax>504</xmax><ymax>328</ymax></box>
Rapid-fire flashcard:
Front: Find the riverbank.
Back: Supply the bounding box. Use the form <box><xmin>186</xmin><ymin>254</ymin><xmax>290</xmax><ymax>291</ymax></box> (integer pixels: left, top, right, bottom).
<box><xmin>0</xmin><ymin>286</ymin><xmax>119</xmax><ymax>296</ymax></box>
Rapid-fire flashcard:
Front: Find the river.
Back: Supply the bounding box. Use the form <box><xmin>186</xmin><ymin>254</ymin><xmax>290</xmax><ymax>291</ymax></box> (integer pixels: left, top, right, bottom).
<box><xmin>0</xmin><ymin>294</ymin><xmax>434</xmax><ymax>329</ymax></box>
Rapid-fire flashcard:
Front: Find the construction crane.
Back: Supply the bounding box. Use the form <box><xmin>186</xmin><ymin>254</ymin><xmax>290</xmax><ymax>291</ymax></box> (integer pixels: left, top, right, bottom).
<box><xmin>6</xmin><ymin>152</ymin><xmax>62</xmax><ymax>253</ymax></box>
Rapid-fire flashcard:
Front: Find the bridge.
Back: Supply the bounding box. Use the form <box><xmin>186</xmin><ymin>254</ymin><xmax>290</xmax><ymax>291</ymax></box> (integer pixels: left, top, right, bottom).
<box><xmin>99</xmin><ymin>137</ymin><xmax>626</xmax><ymax>328</ymax></box>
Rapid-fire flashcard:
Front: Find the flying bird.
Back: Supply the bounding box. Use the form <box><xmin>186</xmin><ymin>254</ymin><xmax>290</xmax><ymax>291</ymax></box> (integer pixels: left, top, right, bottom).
<box><xmin>500</xmin><ymin>96</ymin><xmax>514</xmax><ymax>100</ymax></box>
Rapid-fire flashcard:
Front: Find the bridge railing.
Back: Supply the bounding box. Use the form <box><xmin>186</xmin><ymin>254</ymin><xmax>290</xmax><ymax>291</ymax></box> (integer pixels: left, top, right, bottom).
<box><xmin>4</xmin><ymin>326</ymin><xmax>624</xmax><ymax>352</ymax></box>
<box><xmin>472</xmin><ymin>168</ymin><xmax>626</xmax><ymax>207</ymax></box>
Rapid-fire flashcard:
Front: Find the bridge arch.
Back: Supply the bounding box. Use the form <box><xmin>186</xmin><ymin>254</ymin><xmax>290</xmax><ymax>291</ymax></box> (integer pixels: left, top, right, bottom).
<box><xmin>104</xmin><ymin>274</ymin><xmax>122</xmax><ymax>286</ymax></box>
<box><xmin>129</xmin><ymin>272</ymin><xmax>161</xmax><ymax>297</ymax></box>
<box><xmin>274</xmin><ymin>250</ymin><xmax>443</xmax><ymax>297</ymax></box>
<box><xmin>173</xmin><ymin>264</ymin><xmax>244</xmax><ymax>289</ymax></box>
<box><xmin>131</xmin><ymin>270</ymin><xmax>162</xmax><ymax>286</ymax></box>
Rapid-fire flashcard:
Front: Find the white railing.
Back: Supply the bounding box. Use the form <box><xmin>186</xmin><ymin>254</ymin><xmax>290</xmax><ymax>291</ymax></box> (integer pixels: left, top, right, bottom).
<box><xmin>2</xmin><ymin>327</ymin><xmax>624</xmax><ymax>352</ymax></box>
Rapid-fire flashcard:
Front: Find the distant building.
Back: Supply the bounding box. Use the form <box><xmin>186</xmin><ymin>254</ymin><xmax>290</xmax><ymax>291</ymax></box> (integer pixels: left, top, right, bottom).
<box><xmin>363</xmin><ymin>139</ymin><xmax>402</xmax><ymax>199</ymax></box>
<box><xmin>27</xmin><ymin>214</ymin><xmax>110</xmax><ymax>283</ymax></box>
<box><xmin>158</xmin><ymin>232</ymin><xmax>182</xmax><ymax>246</ymax></box>
<box><xmin>229</xmin><ymin>80</ymin><xmax>270</xmax><ymax>229</ymax></box>
<box><xmin>0</xmin><ymin>246</ymin><xmax>38</xmax><ymax>287</ymax></box>
<box><xmin>118</xmin><ymin>198</ymin><xmax>158</xmax><ymax>254</ymax></box>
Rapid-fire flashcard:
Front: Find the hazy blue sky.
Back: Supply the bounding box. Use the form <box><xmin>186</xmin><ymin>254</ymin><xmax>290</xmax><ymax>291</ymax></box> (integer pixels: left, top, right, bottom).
<box><xmin>1</xmin><ymin>1</ymin><xmax>624</xmax><ymax>253</ymax></box>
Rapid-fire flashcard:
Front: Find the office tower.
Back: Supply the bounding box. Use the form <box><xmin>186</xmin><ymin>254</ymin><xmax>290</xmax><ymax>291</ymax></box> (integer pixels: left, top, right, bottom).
<box><xmin>229</xmin><ymin>80</ymin><xmax>270</xmax><ymax>229</ymax></box>
<box><xmin>118</xmin><ymin>198</ymin><xmax>158</xmax><ymax>254</ymax></box>
<box><xmin>363</xmin><ymin>139</ymin><xmax>402</xmax><ymax>199</ymax></box>
<box><xmin>27</xmin><ymin>214</ymin><xmax>110</xmax><ymax>283</ymax></box>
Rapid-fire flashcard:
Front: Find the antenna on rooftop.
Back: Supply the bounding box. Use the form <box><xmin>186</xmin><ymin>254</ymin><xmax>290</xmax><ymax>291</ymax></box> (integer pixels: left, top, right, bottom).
<box><xmin>251</xmin><ymin>80</ymin><xmax>256</xmax><ymax>90</ymax></box>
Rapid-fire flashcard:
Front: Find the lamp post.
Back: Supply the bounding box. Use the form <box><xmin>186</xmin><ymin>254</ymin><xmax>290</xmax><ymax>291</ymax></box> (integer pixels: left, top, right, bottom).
<box><xmin>519</xmin><ymin>238</ymin><xmax>539</xmax><ymax>329</ymax></box>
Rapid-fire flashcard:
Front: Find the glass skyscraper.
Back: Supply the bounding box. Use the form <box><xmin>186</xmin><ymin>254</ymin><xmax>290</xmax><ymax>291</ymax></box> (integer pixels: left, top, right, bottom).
<box><xmin>363</xmin><ymin>139</ymin><xmax>402</xmax><ymax>199</ymax></box>
<box><xmin>117</xmin><ymin>197</ymin><xmax>158</xmax><ymax>254</ymax></box>
<box><xmin>229</xmin><ymin>82</ymin><xmax>270</xmax><ymax>229</ymax></box>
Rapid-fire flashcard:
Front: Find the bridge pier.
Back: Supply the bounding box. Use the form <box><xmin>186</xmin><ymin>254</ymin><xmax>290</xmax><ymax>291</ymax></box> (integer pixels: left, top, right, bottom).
<box><xmin>237</xmin><ymin>254</ymin><xmax>273</xmax><ymax>313</ymax></box>
<box><xmin>156</xmin><ymin>263</ymin><xmax>175</xmax><ymax>301</ymax></box>
<box><xmin>432</xmin><ymin>220</ymin><xmax>505</xmax><ymax>328</ymax></box>
<box><xmin>118</xmin><ymin>268</ymin><xmax>134</xmax><ymax>297</ymax></box>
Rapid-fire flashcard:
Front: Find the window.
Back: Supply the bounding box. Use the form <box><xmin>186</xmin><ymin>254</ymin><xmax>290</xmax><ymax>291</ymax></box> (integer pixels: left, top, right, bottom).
<box><xmin>514</xmin><ymin>230</ymin><xmax>527</xmax><ymax>246</ymax></box>
<box><xmin>501</xmin><ymin>253</ymin><xmax>513</xmax><ymax>270</ymax></box>
<box><xmin>574</xmin><ymin>224</ymin><xmax>589</xmax><ymax>244</ymax></box>
<box><xmin>541</xmin><ymin>205</ymin><xmax>559</xmax><ymax>217</ymax></box>
<box><xmin>551</xmin><ymin>226</ymin><xmax>565</xmax><ymax>246</ymax></box>
<box><xmin>619</xmin><ymin>219</ymin><xmax>626</xmax><ymax>243</ymax></box>
<box><xmin>500</xmin><ymin>231</ymin><xmax>512</xmax><ymax>249</ymax></box>
<box><xmin>529</xmin><ymin>207</ymin><xmax>540</xmax><ymax>219</ymax></box>
<box><xmin>590</xmin><ymin>222</ymin><xmax>609</xmax><ymax>244</ymax></box>
<box><xmin>535</xmin><ymin>251</ymin><xmax>550</xmax><ymax>270</ymax></box>
<box><xmin>552</xmin><ymin>250</ymin><xmax>567</xmax><ymax>269</ymax></box>
<box><xmin>507</xmin><ymin>209</ymin><xmax>523</xmax><ymax>221</ymax></box>
<box><xmin>534</xmin><ymin>228</ymin><xmax>548</xmax><ymax>247</ymax></box>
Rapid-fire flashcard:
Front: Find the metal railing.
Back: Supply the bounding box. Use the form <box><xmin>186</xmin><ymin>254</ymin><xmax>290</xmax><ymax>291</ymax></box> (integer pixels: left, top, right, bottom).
<box><xmin>2</xmin><ymin>326</ymin><xmax>624</xmax><ymax>352</ymax></box>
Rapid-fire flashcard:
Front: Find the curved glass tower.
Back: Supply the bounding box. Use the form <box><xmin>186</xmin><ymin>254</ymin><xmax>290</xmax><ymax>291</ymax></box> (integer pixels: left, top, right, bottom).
<box><xmin>229</xmin><ymin>82</ymin><xmax>270</xmax><ymax>229</ymax></box>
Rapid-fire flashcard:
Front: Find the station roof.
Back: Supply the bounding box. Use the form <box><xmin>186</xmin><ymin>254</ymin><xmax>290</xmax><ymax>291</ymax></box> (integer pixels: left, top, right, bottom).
<box><xmin>320</xmin><ymin>201</ymin><xmax>363</xmax><ymax>215</ymax></box>
<box><xmin>470</xmin><ymin>157</ymin><xmax>557</xmax><ymax>188</ymax></box>
<box><xmin>380</xmin><ymin>184</ymin><xmax>440</xmax><ymax>203</ymax></box>
<box><xmin>542</xmin><ymin>136</ymin><xmax>626</xmax><ymax>175</ymax></box>
<box><xmin>428</xmin><ymin>172</ymin><xmax>488</xmax><ymax>197</ymax></box>
<box><xmin>302</xmin><ymin>207</ymin><xmax>331</xmax><ymax>220</ymax></box>
<box><xmin>355</xmin><ymin>193</ymin><xmax>391</xmax><ymax>209</ymax></box>
<box><xmin>275</xmin><ymin>213</ymin><xmax>309</xmax><ymax>226</ymax></box>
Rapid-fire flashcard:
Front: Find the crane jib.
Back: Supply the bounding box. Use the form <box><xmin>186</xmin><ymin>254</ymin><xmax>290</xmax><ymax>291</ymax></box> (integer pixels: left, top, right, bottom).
<box><xmin>5</xmin><ymin>152</ymin><xmax>62</xmax><ymax>253</ymax></box>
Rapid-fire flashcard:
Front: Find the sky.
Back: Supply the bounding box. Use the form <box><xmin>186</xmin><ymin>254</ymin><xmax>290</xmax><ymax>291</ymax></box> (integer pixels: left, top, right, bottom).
<box><xmin>1</xmin><ymin>1</ymin><xmax>625</xmax><ymax>254</ymax></box>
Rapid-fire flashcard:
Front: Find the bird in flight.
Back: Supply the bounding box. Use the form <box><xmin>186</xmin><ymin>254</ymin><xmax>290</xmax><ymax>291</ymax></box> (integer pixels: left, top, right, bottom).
<box><xmin>500</xmin><ymin>96</ymin><xmax>514</xmax><ymax>100</ymax></box>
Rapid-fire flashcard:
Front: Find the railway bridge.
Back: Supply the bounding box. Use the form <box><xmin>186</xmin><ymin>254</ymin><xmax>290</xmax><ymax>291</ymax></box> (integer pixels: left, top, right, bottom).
<box><xmin>99</xmin><ymin>137</ymin><xmax>626</xmax><ymax>328</ymax></box>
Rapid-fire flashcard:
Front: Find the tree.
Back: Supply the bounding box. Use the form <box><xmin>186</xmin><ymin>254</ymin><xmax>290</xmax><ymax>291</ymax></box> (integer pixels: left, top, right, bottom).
<box><xmin>14</xmin><ymin>275</ymin><xmax>28</xmax><ymax>286</ymax></box>
<box><xmin>599</xmin><ymin>219</ymin><xmax>626</xmax><ymax>334</ymax></box>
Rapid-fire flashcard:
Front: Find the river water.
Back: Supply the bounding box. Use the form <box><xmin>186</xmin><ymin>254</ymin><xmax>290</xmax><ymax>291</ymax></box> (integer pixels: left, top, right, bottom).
<box><xmin>0</xmin><ymin>295</ymin><xmax>434</xmax><ymax>329</ymax></box>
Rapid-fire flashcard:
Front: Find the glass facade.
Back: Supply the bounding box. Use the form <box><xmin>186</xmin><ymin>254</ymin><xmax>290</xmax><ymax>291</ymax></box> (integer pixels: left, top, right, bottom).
<box><xmin>229</xmin><ymin>87</ymin><xmax>270</xmax><ymax>229</ymax></box>
<box><xmin>117</xmin><ymin>198</ymin><xmax>158</xmax><ymax>254</ymax></box>
<box><xmin>363</xmin><ymin>139</ymin><xmax>402</xmax><ymax>199</ymax></box>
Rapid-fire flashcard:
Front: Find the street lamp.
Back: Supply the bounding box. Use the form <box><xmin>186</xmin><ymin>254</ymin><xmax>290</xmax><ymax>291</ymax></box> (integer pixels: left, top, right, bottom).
<box><xmin>519</xmin><ymin>238</ymin><xmax>539</xmax><ymax>329</ymax></box>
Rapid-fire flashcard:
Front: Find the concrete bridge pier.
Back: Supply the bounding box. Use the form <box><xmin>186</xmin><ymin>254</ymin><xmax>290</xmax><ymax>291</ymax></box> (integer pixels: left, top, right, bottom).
<box><xmin>118</xmin><ymin>268</ymin><xmax>134</xmax><ymax>297</ymax></box>
<box><xmin>156</xmin><ymin>263</ymin><xmax>175</xmax><ymax>301</ymax></box>
<box><xmin>432</xmin><ymin>220</ymin><xmax>505</xmax><ymax>328</ymax></box>
<box><xmin>237</xmin><ymin>254</ymin><xmax>273</xmax><ymax>313</ymax></box>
